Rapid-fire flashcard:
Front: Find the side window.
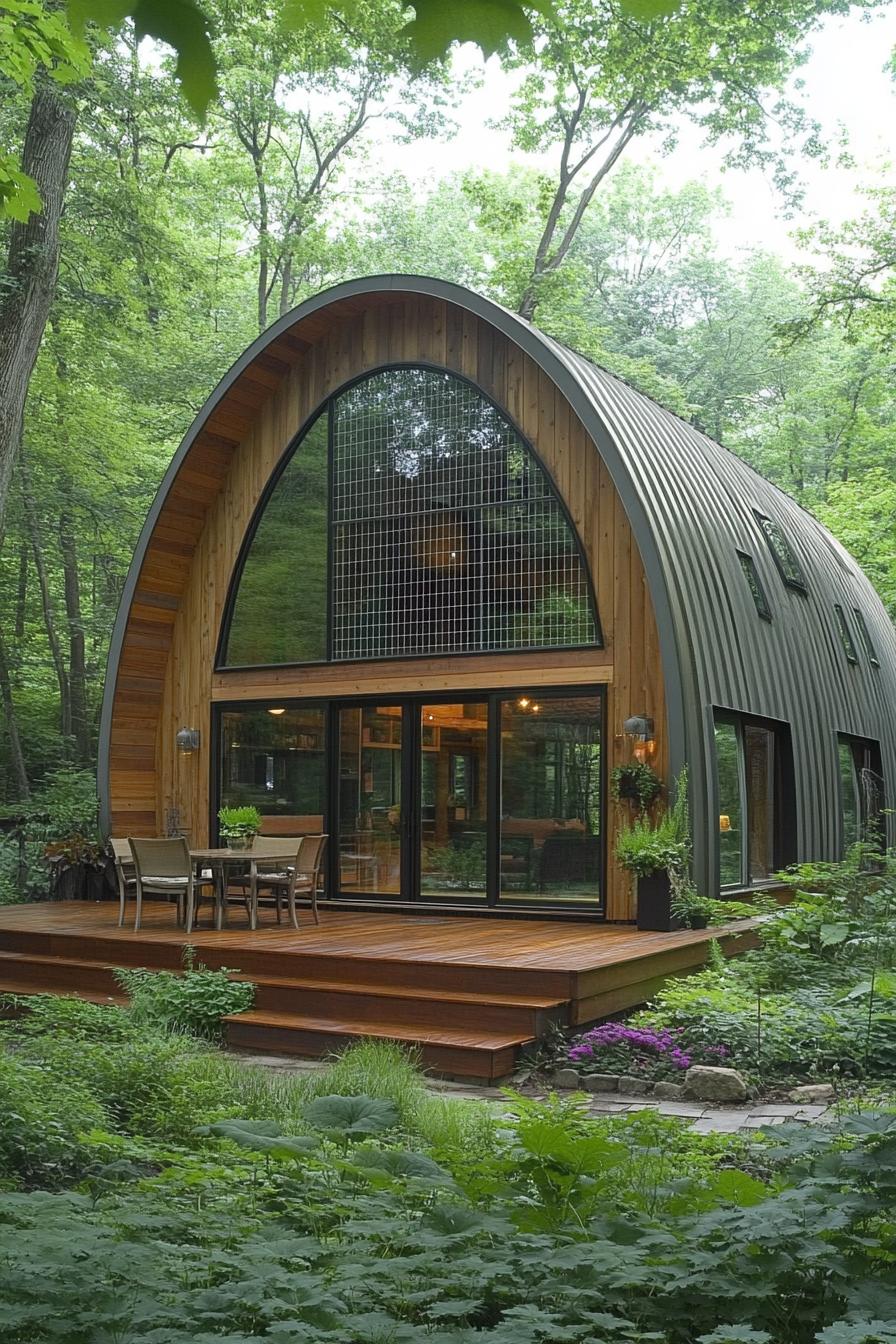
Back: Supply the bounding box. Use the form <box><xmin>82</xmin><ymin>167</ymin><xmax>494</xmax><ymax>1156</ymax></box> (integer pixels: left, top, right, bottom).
<box><xmin>837</xmin><ymin>734</ymin><xmax>885</xmax><ymax>854</ymax></box>
<box><xmin>753</xmin><ymin>510</ymin><xmax>808</xmax><ymax>593</ymax></box>
<box><xmin>833</xmin><ymin>606</ymin><xmax>858</xmax><ymax>664</ymax></box>
<box><xmin>853</xmin><ymin>609</ymin><xmax>880</xmax><ymax>667</ymax></box>
<box><xmin>736</xmin><ymin>551</ymin><xmax>772</xmax><ymax>621</ymax></box>
<box><xmin>713</xmin><ymin>712</ymin><xmax>794</xmax><ymax>888</ymax></box>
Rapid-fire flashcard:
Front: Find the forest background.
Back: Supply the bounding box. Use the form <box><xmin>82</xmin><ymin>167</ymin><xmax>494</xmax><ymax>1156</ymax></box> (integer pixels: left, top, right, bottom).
<box><xmin>1</xmin><ymin>0</ymin><xmax>895</xmax><ymax>829</ymax></box>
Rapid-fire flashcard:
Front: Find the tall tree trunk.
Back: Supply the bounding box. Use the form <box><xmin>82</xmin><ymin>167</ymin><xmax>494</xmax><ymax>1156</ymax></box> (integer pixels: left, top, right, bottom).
<box><xmin>58</xmin><ymin>509</ymin><xmax>90</xmax><ymax>763</ymax></box>
<box><xmin>0</xmin><ymin>624</ymin><xmax>30</xmax><ymax>800</ymax></box>
<box><xmin>14</xmin><ymin>541</ymin><xmax>28</xmax><ymax>639</ymax></box>
<box><xmin>0</xmin><ymin>83</ymin><xmax>76</xmax><ymax>534</ymax></box>
<box><xmin>19</xmin><ymin>455</ymin><xmax>71</xmax><ymax>742</ymax></box>
<box><xmin>279</xmin><ymin>253</ymin><xmax>292</xmax><ymax>317</ymax></box>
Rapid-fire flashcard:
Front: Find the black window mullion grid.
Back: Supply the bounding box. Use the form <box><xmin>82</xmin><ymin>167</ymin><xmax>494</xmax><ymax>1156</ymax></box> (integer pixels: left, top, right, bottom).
<box><xmin>486</xmin><ymin>695</ymin><xmax>501</xmax><ymax>907</ymax></box>
<box><xmin>402</xmin><ymin>703</ymin><xmax>420</xmax><ymax>908</ymax></box>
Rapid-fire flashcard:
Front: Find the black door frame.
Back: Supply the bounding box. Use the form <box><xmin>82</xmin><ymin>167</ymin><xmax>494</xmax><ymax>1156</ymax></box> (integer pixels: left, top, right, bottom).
<box><xmin>213</xmin><ymin>684</ymin><xmax>607</xmax><ymax>917</ymax></box>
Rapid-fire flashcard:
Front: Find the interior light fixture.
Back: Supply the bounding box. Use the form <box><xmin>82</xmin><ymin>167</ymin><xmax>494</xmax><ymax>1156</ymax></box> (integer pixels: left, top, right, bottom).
<box><xmin>518</xmin><ymin>697</ymin><xmax>531</xmax><ymax>709</ymax></box>
<box><xmin>267</xmin><ymin>707</ymin><xmax>286</xmax><ymax>716</ymax></box>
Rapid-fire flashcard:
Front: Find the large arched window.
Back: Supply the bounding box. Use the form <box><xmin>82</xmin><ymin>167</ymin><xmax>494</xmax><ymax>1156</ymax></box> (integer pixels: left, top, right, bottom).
<box><xmin>221</xmin><ymin>367</ymin><xmax>600</xmax><ymax>667</ymax></box>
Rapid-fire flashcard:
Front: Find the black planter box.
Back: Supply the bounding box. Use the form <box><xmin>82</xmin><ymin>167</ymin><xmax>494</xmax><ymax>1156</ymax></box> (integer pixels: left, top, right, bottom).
<box><xmin>51</xmin><ymin>858</ymin><xmax>116</xmax><ymax>902</ymax></box>
<box><xmin>636</xmin><ymin>870</ymin><xmax>683</xmax><ymax>931</ymax></box>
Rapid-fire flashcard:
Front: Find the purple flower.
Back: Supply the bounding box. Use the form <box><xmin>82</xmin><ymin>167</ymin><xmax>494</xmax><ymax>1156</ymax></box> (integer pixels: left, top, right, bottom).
<box><xmin>567</xmin><ymin>1018</ymin><xmax>725</xmax><ymax>1077</ymax></box>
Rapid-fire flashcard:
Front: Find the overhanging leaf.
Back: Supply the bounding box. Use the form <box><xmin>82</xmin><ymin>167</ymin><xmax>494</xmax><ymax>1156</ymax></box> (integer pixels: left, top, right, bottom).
<box><xmin>0</xmin><ymin>161</ymin><xmax>42</xmax><ymax>221</ymax></box>
<box><xmin>400</xmin><ymin>0</ymin><xmax>554</xmax><ymax>64</ymax></box>
<box><xmin>67</xmin><ymin>0</ymin><xmax>216</xmax><ymax>118</ymax></box>
<box><xmin>304</xmin><ymin>1094</ymin><xmax>399</xmax><ymax>1135</ymax></box>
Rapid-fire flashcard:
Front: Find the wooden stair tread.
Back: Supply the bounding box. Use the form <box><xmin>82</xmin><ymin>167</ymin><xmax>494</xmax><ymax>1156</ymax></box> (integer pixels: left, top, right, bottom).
<box><xmin>0</xmin><ymin>950</ymin><xmax>564</xmax><ymax>1010</ymax></box>
<box><xmin>247</xmin><ymin>972</ymin><xmax>565</xmax><ymax>1010</ymax></box>
<box><xmin>226</xmin><ymin>1008</ymin><xmax>534</xmax><ymax>1051</ymax></box>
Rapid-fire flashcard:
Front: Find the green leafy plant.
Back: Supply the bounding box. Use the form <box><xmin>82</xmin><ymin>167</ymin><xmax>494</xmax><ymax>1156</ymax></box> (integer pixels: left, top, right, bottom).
<box><xmin>610</xmin><ymin>761</ymin><xmax>663</xmax><ymax>811</ymax></box>
<box><xmin>114</xmin><ymin>957</ymin><xmax>255</xmax><ymax>1040</ymax></box>
<box><xmin>616</xmin><ymin>766</ymin><xmax>691</xmax><ymax>877</ymax></box>
<box><xmin>670</xmin><ymin>881</ymin><xmax>718</xmax><ymax>928</ymax></box>
<box><xmin>424</xmin><ymin>834</ymin><xmax>486</xmax><ymax>888</ymax></box>
<box><xmin>217</xmin><ymin>805</ymin><xmax>262</xmax><ymax>846</ymax></box>
<box><xmin>0</xmin><ymin>1052</ymin><xmax>107</xmax><ymax>1187</ymax></box>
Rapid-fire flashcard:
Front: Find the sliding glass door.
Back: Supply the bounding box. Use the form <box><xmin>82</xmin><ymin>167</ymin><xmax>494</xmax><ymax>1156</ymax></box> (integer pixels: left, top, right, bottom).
<box><xmin>418</xmin><ymin>702</ymin><xmax>489</xmax><ymax>902</ymax></box>
<box><xmin>220</xmin><ymin>687</ymin><xmax>604</xmax><ymax>911</ymax></box>
<box><xmin>336</xmin><ymin>704</ymin><xmax>402</xmax><ymax>898</ymax></box>
<box><xmin>498</xmin><ymin>695</ymin><xmax>602</xmax><ymax>906</ymax></box>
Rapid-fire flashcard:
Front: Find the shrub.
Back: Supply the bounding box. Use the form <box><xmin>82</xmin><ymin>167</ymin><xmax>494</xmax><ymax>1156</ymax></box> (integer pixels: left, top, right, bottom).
<box><xmin>114</xmin><ymin>960</ymin><xmax>255</xmax><ymax>1039</ymax></box>
<box><xmin>0</xmin><ymin>1054</ymin><xmax>107</xmax><ymax>1188</ymax></box>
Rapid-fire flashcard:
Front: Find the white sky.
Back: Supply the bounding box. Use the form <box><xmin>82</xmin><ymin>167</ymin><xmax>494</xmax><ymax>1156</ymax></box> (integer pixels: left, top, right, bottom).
<box><xmin>377</xmin><ymin>7</ymin><xmax>896</xmax><ymax>260</ymax></box>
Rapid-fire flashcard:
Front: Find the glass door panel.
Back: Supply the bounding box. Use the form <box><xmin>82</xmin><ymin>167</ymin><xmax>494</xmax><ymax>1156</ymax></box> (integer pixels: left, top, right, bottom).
<box><xmin>418</xmin><ymin>702</ymin><xmax>489</xmax><ymax>901</ymax></box>
<box><xmin>336</xmin><ymin>705</ymin><xmax>401</xmax><ymax>896</ymax></box>
<box><xmin>715</xmin><ymin>720</ymin><xmax>743</xmax><ymax>886</ymax></box>
<box><xmin>499</xmin><ymin>695</ymin><xmax>602</xmax><ymax>906</ymax></box>
<box><xmin>744</xmin><ymin>725</ymin><xmax>775</xmax><ymax>882</ymax></box>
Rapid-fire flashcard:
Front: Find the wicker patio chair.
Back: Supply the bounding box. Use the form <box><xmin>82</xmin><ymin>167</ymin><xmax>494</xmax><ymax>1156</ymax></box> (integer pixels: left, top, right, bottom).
<box><xmin>221</xmin><ymin>836</ymin><xmax>299</xmax><ymax>927</ymax></box>
<box><xmin>108</xmin><ymin>838</ymin><xmax>137</xmax><ymax>928</ymax></box>
<box><xmin>249</xmin><ymin>834</ymin><xmax>327</xmax><ymax>931</ymax></box>
<box><xmin>128</xmin><ymin>836</ymin><xmax>203</xmax><ymax>933</ymax></box>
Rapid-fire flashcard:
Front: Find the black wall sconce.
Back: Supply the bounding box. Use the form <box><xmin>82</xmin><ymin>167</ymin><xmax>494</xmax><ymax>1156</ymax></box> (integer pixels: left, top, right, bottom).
<box><xmin>623</xmin><ymin>714</ymin><xmax>656</xmax><ymax>764</ymax></box>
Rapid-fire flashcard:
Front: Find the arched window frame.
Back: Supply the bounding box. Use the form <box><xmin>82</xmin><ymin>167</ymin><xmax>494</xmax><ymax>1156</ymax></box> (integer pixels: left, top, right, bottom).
<box><xmin>216</xmin><ymin>363</ymin><xmax>603</xmax><ymax>671</ymax></box>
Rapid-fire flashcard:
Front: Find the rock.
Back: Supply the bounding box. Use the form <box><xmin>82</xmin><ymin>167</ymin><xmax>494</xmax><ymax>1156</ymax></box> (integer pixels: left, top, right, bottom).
<box><xmin>618</xmin><ymin>1074</ymin><xmax>653</xmax><ymax>1096</ymax></box>
<box><xmin>682</xmin><ymin>1066</ymin><xmax>748</xmax><ymax>1103</ymax></box>
<box><xmin>788</xmin><ymin>1083</ymin><xmax>835</xmax><ymax>1103</ymax></box>
<box><xmin>582</xmin><ymin>1073</ymin><xmax>619</xmax><ymax>1094</ymax></box>
<box><xmin>653</xmin><ymin>1081</ymin><xmax>685</xmax><ymax>1101</ymax></box>
<box><xmin>553</xmin><ymin>1068</ymin><xmax>582</xmax><ymax>1089</ymax></box>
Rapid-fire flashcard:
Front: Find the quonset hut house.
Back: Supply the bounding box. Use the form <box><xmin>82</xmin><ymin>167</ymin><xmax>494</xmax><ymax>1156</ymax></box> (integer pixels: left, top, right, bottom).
<box><xmin>99</xmin><ymin>275</ymin><xmax>896</xmax><ymax>922</ymax></box>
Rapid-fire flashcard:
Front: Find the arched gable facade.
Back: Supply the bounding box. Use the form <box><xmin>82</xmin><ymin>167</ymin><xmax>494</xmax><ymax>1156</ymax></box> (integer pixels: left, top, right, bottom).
<box><xmin>100</xmin><ymin>275</ymin><xmax>896</xmax><ymax>917</ymax></box>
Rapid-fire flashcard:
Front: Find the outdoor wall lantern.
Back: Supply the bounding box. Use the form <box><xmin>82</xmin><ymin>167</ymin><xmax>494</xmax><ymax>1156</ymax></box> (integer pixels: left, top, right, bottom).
<box><xmin>623</xmin><ymin>714</ymin><xmax>656</xmax><ymax>764</ymax></box>
<box><xmin>176</xmin><ymin>727</ymin><xmax>201</xmax><ymax>755</ymax></box>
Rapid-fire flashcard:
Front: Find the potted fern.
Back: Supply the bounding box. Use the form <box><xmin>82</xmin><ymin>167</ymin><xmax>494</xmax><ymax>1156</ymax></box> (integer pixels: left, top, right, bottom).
<box><xmin>218</xmin><ymin>805</ymin><xmax>262</xmax><ymax>850</ymax></box>
<box><xmin>616</xmin><ymin>768</ymin><xmax>691</xmax><ymax>931</ymax></box>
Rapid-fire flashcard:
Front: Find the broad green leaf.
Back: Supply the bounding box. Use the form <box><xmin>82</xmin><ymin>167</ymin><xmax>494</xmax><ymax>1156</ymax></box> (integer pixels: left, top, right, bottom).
<box><xmin>194</xmin><ymin>1118</ymin><xmax>319</xmax><ymax>1157</ymax></box>
<box><xmin>304</xmin><ymin>1093</ymin><xmax>399</xmax><ymax>1135</ymax></box>
<box><xmin>401</xmin><ymin>0</ymin><xmax>554</xmax><ymax>63</ymax></box>
<box><xmin>0</xmin><ymin>161</ymin><xmax>42</xmax><ymax>221</ymax></box>
<box><xmin>352</xmin><ymin>1148</ymin><xmax>454</xmax><ymax>1183</ymax></box>
<box><xmin>820</xmin><ymin>923</ymin><xmax>851</xmax><ymax>947</ymax></box>
<box><xmin>67</xmin><ymin>0</ymin><xmax>216</xmax><ymax>117</ymax></box>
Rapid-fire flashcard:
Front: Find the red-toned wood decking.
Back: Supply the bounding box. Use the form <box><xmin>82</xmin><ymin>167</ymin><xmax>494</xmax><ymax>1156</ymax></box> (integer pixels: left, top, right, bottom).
<box><xmin>0</xmin><ymin>902</ymin><xmax>758</xmax><ymax>1080</ymax></box>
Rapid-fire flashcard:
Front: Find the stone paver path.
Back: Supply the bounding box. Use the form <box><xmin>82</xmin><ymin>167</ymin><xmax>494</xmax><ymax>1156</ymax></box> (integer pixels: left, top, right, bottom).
<box><xmin>230</xmin><ymin>1053</ymin><xmax>832</xmax><ymax>1133</ymax></box>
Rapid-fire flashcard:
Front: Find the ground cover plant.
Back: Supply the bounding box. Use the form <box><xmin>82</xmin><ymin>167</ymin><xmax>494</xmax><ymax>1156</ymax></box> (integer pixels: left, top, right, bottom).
<box><xmin>2</xmin><ymin>992</ymin><xmax>896</xmax><ymax>1341</ymax></box>
<box><xmin>563</xmin><ymin>853</ymin><xmax>896</xmax><ymax>1090</ymax></box>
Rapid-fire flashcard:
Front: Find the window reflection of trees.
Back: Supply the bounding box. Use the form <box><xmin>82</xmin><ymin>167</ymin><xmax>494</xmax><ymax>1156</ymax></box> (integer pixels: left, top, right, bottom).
<box><xmin>332</xmin><ymin>368</ymin><xmax>597</xmax><ymax>660</ymax></box>
<box><xmin>224</xmin><ymin>367</ymin><xmax>599</xmax><ymax>667</ymax></box>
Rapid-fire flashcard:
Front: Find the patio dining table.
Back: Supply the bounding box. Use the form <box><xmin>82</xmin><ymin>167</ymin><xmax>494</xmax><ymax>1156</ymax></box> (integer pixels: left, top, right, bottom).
<box><xmin>189</xmin><ymin>845</ymin><xmax>301</xmax><ymax>930</ymax></box>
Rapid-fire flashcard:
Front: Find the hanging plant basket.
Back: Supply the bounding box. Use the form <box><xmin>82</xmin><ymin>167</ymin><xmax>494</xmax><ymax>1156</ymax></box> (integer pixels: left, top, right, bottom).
<box><xmin>610</xmin><ymin>763</ymin><xmax>663</xmax><ymax>812</ymax></box>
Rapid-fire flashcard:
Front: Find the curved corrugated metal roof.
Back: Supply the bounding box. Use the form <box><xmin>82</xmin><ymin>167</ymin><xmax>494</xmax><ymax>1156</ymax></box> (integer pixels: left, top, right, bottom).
<box><xmin>100</xmin><ymin>275</ymin><xmax>896</xmax><ymax>887</ymax></box>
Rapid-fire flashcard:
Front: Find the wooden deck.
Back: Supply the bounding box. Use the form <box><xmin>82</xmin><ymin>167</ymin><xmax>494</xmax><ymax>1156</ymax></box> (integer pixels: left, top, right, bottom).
<box><xmin>0</xmin><ymin>901</ymin><xmax>758</xmax><ymax>1080</ymax></box>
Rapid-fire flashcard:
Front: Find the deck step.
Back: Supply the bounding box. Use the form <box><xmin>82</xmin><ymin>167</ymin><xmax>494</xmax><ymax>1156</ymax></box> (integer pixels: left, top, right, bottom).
<box><xmin>248</xmin><ymin>973</ymin><xmax>566</xmax><ymax>1034</ymax></box>
<box><xmin>0</xmin><ymin>949</ymin><xmax>566</xmax><ymax>1041</ymax></box>
<box><xmin>0</xmin><ymin>924</ymin><xmax>574</xmax><ymax>998</ymax></box>
<box><xmin>225</xmin><ymin>1009</ymin><xmax>529</xmax><ymax>1081</ymax></box>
